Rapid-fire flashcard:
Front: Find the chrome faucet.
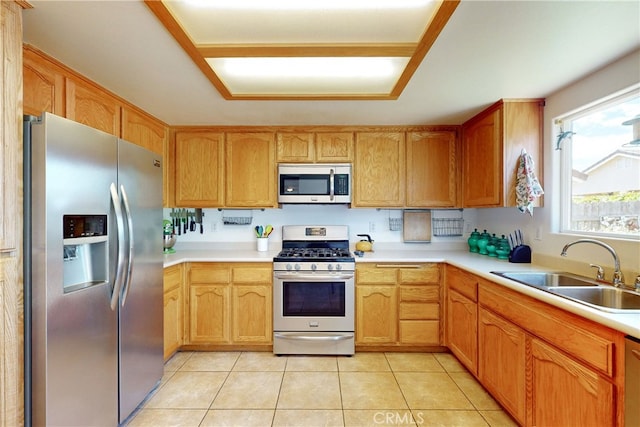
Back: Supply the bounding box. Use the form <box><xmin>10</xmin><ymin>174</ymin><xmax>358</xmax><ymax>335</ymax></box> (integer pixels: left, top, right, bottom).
<box><xmin>561</xmin><ymin>239</ymin><xmax>625</xmax><ymax>288</ymax></box>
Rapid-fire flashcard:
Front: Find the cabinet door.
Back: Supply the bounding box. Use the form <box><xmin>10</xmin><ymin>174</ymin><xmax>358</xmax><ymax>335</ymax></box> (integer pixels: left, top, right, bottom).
<box><xmin>531</xmin><ymin>338</ymin><xmax>615</xmax><ymax>427</ymax></box>
<box><xmin>174</xmin><ymin>132</ymin><xmax>224</xmax><ymax>207</ymax></box>
<box><xmin>353</xmin><ymin>132</ymin><xmax>405</xmax><ymax>207</ymax></box>
<box><xmin>462</xmin><ymin>108</ymin><xmax>502</xmax><ymax>207</ymax></box>
<box><xmin>66</xmin><ymin>78</ymin><xmax>121</xmax><ymax>136</ymax></box>
<box><xmin>356</xmin><ymin>285</ymin><xmax>397</xmax><ymax>344</ymax></box>
<box><xmin>478</xmin><ymin>308</ymin><xmax>526</xmax><ymax>425</ymax></box>
<box><xmin>23</xmin><ymin>47</ymin><xmax>66</xmax><ymax>117</ymax></box>
<box><xmin>189</xmin><ymin>285</ymin><xmax>230</xmax><ymax>344</ymax></box>
<box><xmin>446</xmin><ymin>289</ymin><xmax>478</xmax><ymax>375</ymax></box>
<box><xmin>315</xmin><ymin>132</ymin><xmax>353</xmax><ymax>162</ymax></box>
<box><xmin>226</xmin><ymin>132</ymin><xmax>277</xmax><ymax>207</ymax></box>
<box><xmin>163</xmin><ymin>287</ymin><xmax>182</xmax><ymax>359</ymax></box>
<box><xmin>121</xmin><ymin>107</ymin><xmax>166</xmax><ymax>155</ymax></box>
<box><xmin>276</xmin><ymin>132</ymin><xmax>314</xmax><ymax>162</ymax></box>
<box><xmin>406</xmin><ymin>131</ymin><xmax>457</xmax><ymax>207</ymax></box>
<box><xmin>232</xmin><ymin>285</ymin><xmax>272</xmax><ymax>343</ymax></box>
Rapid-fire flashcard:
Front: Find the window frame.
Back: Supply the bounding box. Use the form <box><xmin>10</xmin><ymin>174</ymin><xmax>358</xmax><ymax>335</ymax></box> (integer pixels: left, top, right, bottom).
<box><xmin>556</xmin><ymin>84</ymin><xmax>640</xmax><ymax>241</ymax></box>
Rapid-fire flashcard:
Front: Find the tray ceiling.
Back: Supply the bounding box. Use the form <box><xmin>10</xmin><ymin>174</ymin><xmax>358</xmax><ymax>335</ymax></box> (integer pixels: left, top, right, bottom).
<box><xmin>145</xmin><ymin>0</ymin><xmax>459</xmax><ymax>100</ymax></box>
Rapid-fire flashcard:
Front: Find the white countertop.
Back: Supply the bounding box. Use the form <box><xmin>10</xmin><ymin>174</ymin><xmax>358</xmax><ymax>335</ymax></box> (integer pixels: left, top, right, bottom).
<box><xmin>164</xmin><ymin>245</ymin><xmax>640</xmax><ymax>339</ymax></box>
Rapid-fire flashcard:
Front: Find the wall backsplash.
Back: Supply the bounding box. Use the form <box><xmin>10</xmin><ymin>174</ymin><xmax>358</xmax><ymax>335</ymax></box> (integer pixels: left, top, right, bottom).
<box><xmin>163</xmin><ymin>205</ymin><xmax>477</xmax><ymax>246</ymax></box>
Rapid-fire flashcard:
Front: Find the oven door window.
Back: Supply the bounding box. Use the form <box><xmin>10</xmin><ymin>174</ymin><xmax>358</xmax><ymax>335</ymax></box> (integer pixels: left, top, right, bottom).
<box><xmin>281</xmin><ymin>174</ymin><xmax>330</xmax><ymax>196</ymax></box>
<box><xmin>282</xmin><ymin>281</ymin><xmax>345</xmax><ymax>317</ymax></box>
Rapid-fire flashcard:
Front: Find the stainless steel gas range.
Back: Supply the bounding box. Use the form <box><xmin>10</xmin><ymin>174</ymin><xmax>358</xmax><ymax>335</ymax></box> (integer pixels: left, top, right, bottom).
<box><xmin>273</xmin><ymin>225</ymin><xmax>355</xmax><ymax>355</ymax></box>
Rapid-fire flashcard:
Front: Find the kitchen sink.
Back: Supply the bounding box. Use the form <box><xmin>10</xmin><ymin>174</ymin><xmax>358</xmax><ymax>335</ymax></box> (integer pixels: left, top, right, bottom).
<box><xmin>548</xmin><ymin>287</ymin><xmax>640</xmax><ymax>313</ymax></box>
<box><xmin>491</xmin><ymin>270</ymin><xmax>640</xmax><ymax>313</ymax></box>
<box><xmin>491</xmin><ymin>271</ymin><xmax>598</xmax><ymax>288</ymax></box>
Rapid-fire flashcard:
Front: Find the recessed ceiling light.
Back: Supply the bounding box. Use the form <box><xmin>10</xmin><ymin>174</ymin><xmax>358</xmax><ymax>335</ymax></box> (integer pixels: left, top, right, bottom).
<box><xmin>217</xmin><ymin>58</ymin><xmax>397</xmax><ymax>79</ymax></box>
<box><xmin>184</xmin><ymin>0</ymin><xmax>434</xmax><ymax>10</ymax></box>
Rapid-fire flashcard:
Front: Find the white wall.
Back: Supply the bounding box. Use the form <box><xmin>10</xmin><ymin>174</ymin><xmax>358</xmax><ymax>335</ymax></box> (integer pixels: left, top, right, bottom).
<box><xmin>475</xmin><ymin>48</ymin><xmax>640</xmax><ymax>279</ymax></box>
<box><xmin>165</xmin><ymin>205</ymin><xmax>476</xmax><ymax>251</ymax></box>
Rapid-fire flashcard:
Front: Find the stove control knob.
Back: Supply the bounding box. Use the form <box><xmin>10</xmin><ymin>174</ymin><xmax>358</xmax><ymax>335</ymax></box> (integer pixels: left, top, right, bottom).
<box><xmin>294</xmin><ymin>264</ymin><xmax>301</xmax><ymax>271</ymax></box>
<box><xmin>286</xmin><ymin>264</ymin><xmax>293</xmax><ymax>271</ymax></box>
<box><xmin>327</xmin><ymin>264</ymin><xmax>334</xmax><ymax>271</ymax></box>
<box><xmin>336</xmin><ymin>264</ymin><xmax>342</xmax><ymax>271</ymax></box>
<box><xmin>311</xmin><ymin>264</ymin><xmax>317</xmax><ymax>271</ymax></box>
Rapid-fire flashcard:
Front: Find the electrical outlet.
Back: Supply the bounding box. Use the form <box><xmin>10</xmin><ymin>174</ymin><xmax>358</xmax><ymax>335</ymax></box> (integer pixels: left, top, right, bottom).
<box><xmin>369</xmin><ymin>221</ymin><xmax>376</xmax><ymax>232</ymax></box>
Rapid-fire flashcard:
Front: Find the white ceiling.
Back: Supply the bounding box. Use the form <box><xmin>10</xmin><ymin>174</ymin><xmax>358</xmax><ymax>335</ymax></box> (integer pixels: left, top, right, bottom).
<box><xmin>22</xmin><ymin>0</ymin><xmax>640</xmax><ymax>126</ymax></box>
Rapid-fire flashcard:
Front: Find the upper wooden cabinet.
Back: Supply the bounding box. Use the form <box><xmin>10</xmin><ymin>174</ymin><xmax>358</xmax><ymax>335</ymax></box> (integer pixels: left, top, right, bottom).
<box><xmin>461</xmin><ymin>99</ymin><xmax>544</xmax><ymax>208</ymax></box>
<box><xmin>353</xmin><ymin>132</ymin><xmax>405</xmax><ymax>207</ymax></box>
<box><xmin>226</xmin><ymin>132</ymin><xmax>277</xmax><ymax>208</ymax></box>
<box><xmin>406</xmin><ymin>131</ymin><xmax>457</xmax><ymax>207</ymax></box>
<box><xmin>276</xmin><ymin>132</ymin><xmax>314</xmax><ymax>162</ymax></box>
<box><xmin>174</xmin><ymin>131</ymin><xmax>225</xmax><ymax>207</ymax></box>
<box><xmin>276</xmin><ymin>131</ymin><xmax>353</xmax><ymax>163</ymax></box>
<box><xmin>66</xmin><ymin>78</ymin><xmax>122</xmax><ymax>136</ymax></box>
<box><xmin>316</xmin><ymin>132</ymin><xmax>354</xmax><ymax>162</ymax></box>
<box><xmin>23</xmin><ymin>47</ymin><xmax>66</xmax><ymax>117</ymax></box>
<box><xmin>121</xmin><ymin>107</ymin><xmax>166</xmax><ymax>155</ymax></box>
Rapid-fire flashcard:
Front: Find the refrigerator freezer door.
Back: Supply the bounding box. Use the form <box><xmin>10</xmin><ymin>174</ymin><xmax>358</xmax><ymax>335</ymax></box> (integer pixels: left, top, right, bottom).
<box><xmin>29</xmin><ymin>113</ymin><xmax>119</xmax><ymax>427</ymax></box>
<box><xmin>117</xmin><ymin>140</ymin><xmax>164</xmax><ymax>423</ymax></box>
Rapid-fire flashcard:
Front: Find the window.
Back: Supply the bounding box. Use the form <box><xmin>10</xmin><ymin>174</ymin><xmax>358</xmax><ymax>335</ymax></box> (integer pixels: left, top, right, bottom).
<box><xmin>557</xmin><ymin>86</ymin><xmax>640</xmax><ymax>239</ymax></box>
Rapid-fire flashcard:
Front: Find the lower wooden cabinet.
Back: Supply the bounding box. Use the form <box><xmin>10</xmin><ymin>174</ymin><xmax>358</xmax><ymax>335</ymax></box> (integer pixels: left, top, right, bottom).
<box><xmin>356</xmin><ymin>263</ymin><xmax>441</xmax><ymax>348</ymax></box>
<box><xmin>163</xmin><ymin>264</ymin><xmax>184</xmax><ymax>360</ymax></box>
<box><xmin>356</xmin><ymin>285</ymin><xmax>398</xmax><ymax>344</ymax></box>
<box><xmin>189</xmin><ymin>284</ymin><xmax>230</xmax><ymax>344</ymax></box>
<box><xmin>478</xmin><ymin>307</ymin><xmax>526</xmax><ymax>425</ymax></box>
<box><xmin>530</xmin><ymin>338</ymin><xmax>615</xmax><ymax>427</ymax></box>
<box><xmin>445</xmin><ymin>266</ymin><xmax>478</xmax><ymax>375</ymax></box>
<box><xmin>476</xmin><ymin>277</ymin><xmax>625</xmax><ymax>426</ymax></box>
<box><xmin>186</xmin><ymin>262</ymin><xmax>272</xmax><ymax>347</ymax></box>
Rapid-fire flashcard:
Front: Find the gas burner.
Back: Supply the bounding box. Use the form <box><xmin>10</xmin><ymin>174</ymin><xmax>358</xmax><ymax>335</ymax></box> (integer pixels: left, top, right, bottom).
<box><xmin>277</xmin><ymin>248</ymin><xmax>352</xmax><ymax>259</ymax></box>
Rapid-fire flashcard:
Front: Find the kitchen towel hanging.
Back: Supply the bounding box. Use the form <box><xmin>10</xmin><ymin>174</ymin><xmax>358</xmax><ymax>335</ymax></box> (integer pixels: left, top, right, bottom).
<box><xmin>516</xmin><ymin>148</ymin><xmax>544</xmax><ymax>216</ymax></box>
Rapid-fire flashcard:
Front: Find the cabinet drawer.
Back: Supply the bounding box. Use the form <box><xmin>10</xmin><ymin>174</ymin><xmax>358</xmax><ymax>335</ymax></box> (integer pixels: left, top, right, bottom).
<box><xmin>399</xmin><ymin>302</ymin><xmax>439</xmax><ymax>320</ymax></box>
<box><xmin>190</xmin><ymin>265</ymin><xmax>230</xmax><ymax>284</ymax></box>
<box><xmin>399</xmin><ymin>264</ymin><xmax>439</xmax><ymax>284</ymax></box>
<box><xmin>399</xmin><ymin>320</ymin><xmax>440</xmax><ymax>344</ymax></box>
<box><xmin>400</xmin><ymin>286</ymin><xmax>439</xmax><ymax>302</ymax></box>
<box><xmin>356</xmin><ymin>265</ymin><xmax>398</xmax><ymax>284</ymax></box>
<box><xmin>232</xmin><ymin>265</ymin><xmax>272</xmax><ymax>284</ymax></box>
<box><xmin>479</xmin><ymin>280</ymin><xmax>616</xmax><ymax>377</ymax></box>
<box><xmin>447</xmin><ymin>265</ymin><xmax>478</xmax><ymax>301</ymax></box>
<box><xmin>164</xmin><ymin>265</ymin><xmax>182</xmax><ymax>292</ymax></box>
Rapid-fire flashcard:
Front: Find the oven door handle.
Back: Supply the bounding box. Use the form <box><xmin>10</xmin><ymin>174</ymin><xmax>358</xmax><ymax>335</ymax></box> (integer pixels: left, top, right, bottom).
<box><xmin>274</xmin><ymin>273</ymin><xmax>354</xmax><ymax>281</ymax></box>
<box><xmin>274</xmin><ymin>332</ymin><xmax>353</xmax><ymax>342</ymax></box>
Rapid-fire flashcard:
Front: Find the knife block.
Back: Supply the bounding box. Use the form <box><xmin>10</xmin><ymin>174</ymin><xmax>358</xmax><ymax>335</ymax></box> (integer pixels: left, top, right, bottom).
<box><xmin>509</xmin><ymin>245</ymin><xmax>531</xmax><ymax>263</ymax></box>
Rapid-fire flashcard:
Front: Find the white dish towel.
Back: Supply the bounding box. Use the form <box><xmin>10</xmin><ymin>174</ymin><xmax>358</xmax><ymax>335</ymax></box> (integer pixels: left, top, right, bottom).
<box><xmin>516</xmin><ymin>149</ymin><xmax>544</xmax><ymax>216</ymax></box>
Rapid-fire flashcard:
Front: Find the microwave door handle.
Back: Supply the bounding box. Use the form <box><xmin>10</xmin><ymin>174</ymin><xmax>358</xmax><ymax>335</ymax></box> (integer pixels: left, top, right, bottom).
<box><xmin>329</xmin><ymin>168</ymin><xmax>335</xmax><ymax>201</ymax></box>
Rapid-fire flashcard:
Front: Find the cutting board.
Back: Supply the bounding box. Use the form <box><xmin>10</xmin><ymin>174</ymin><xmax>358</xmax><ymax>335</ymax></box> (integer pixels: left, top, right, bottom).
<box><xmin>403</xmin><ymin>210</ymin><xmax>432</xmax><ymax>242</ymax></box>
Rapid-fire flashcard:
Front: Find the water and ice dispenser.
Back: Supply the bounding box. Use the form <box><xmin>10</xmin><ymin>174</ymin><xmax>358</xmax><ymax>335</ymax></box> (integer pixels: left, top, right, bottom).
<box><xmin>62</xmin><ymin>214</ymin><xmax>108</xmax><ymax>293</ymax></box>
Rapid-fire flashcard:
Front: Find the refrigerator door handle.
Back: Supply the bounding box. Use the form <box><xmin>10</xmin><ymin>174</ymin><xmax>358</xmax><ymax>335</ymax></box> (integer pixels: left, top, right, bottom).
<box><xmin>119</xmin><ymin>184</ymin><xmax>135</xmax><ymax>306</ymax></box>
<box><xmin>109</xmin><ymin>182</ymin><xmax>126</xmax><ymax>310</ymax></box>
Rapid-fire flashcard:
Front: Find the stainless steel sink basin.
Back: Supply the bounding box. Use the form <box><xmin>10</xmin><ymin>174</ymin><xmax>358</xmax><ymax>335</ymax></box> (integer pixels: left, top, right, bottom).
<box><xmin>492</xmin><ymin>270</ymin><xmax>640</xmax><ymax>313</ymax></box>
<box><xmin>549</xmin><ymin>287</ymin><xmax>640</xmax><ymax>313</ymax></box>
<box><xmin>491</xmin><ymin>271</ymin><xmax>598</xmax><ymax>288</ymax></box>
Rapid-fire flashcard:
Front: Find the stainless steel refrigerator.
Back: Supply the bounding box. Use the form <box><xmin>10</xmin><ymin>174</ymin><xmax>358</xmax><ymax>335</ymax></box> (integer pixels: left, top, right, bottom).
<box><xmin>24</xmin><ymin>113</ymin><xmax>164</xmax><ymax>426</ymax></box>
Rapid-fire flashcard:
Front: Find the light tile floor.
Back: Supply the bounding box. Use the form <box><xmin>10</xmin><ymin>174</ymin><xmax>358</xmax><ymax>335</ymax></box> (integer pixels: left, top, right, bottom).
<box><xmin>126</xmin><ymin>352</ymin><xmax>519</xmax><ymax>427</ymax></box>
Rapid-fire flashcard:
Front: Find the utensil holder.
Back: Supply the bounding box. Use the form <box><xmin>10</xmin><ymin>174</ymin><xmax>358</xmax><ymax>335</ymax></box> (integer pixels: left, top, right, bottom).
<box><xmin>509</xmin><ymin>245</ymin><xmax>531</xmax><ymax>263</ymax></box>
<box><xmin>256</xmin><ymin>237</ymin><xmax>268</xmax><ymax>252</ymax></box>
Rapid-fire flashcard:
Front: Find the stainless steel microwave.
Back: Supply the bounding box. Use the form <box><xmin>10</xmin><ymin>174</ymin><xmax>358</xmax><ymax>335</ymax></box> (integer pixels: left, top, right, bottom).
<box><xmin>278</xmin><ymin>164</ymin><xmax>351</xmax><ymax>204</ymax></box>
